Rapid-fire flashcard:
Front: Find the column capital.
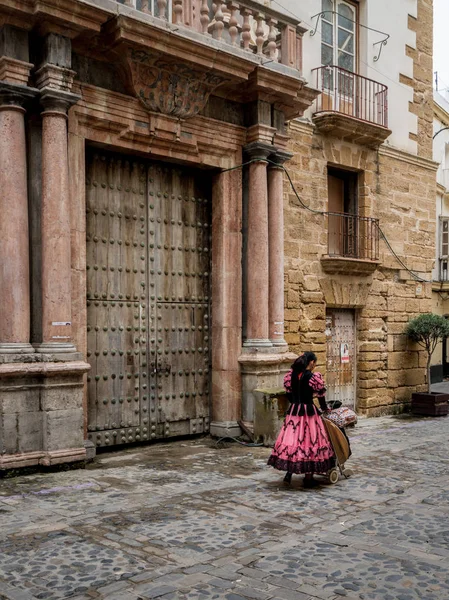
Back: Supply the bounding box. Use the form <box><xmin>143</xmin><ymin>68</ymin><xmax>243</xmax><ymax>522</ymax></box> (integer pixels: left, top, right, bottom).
<box><xmin>40</xmin><ymin>87</ymin><xmax>80</xmax><ymax>115</ymax></box>
<box><xmin>243</xmin><ymin>141</ymin><xmax>273</xmax><ymax>162</ymax></box>
<box><xmin>0</xmin><ymin>81</ymin><xmax>38</xmax><ymax>108</ymax></box>
<box><xmin>268</xmin><ymin>149</ymin><xmax>293</xmax><ymax>168</ymax></box>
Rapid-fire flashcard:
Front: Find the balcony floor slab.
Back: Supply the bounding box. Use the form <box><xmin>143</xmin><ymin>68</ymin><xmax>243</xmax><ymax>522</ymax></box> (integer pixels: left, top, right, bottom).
<box><xmin>321</xmin><ymin>255</ymin><xmax>381</xmax><ymax>275</ymax></box>
<box><xmin>313</xmin><ymin>111</ymin><xmax>392</xmax><ymax>147</ymax></box>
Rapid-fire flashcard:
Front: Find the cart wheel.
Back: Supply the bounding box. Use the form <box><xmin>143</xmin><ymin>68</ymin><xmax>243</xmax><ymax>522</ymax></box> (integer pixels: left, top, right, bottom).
<box><xmin>328</xmin><ymin>468</ymin><xmax>339</xmax><ymax>484</ymax></box>
<box><xmin>342</xmin><ymin>468</ymin><xmax>354</xmax><ymax>478</ymax></box>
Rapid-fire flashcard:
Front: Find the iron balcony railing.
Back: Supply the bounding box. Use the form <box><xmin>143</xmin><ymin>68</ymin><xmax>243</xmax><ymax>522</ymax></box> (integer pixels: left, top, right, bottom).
<box><xmin>327</xmin><ymin>213</ymin><xmax>379</xmax><ymax>261</ymax></box>
<box><xmin>312</xmin><ymin>65</ymin><xmax>388</xmax><ymax>128</ymax></box>
<box><xmin>114</xmin><ymin>0</ymin><xmax>303</xmax><ymax>70</ymax></box>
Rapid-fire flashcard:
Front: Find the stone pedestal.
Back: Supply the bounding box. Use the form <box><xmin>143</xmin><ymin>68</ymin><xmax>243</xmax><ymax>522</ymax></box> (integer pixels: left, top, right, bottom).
<box><xmin>0</xmin><ymin>82</ymin><xmax>36</xmax><ymax>355</ymax></box>
<box><xmin>239</xmin><ymin>352</ymin><xmax>296</xmax><ymax>422</ymax></box>
<box><xmin>253</xmin><ymin>387</ymin><xmax>289</xmax><ymax>446</ymax></box>
<box><xmin>0</xmin><ymin>357</ymin><xmax>89</xmax><ymax>470</ymax></box>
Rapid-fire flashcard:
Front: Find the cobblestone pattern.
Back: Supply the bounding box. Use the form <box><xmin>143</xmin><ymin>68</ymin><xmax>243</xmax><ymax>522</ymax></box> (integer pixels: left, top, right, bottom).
<box><xmin>1</xmin><ymin>415</ymin><xmax>449</xmax><ymax>600</ymax></box>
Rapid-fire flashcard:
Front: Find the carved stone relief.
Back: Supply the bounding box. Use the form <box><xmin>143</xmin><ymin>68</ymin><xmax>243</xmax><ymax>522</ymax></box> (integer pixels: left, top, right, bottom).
<box><xmin>125</xmin><ymin>48</ymin><xmax>228</xmax><ymax>119</ymax></box>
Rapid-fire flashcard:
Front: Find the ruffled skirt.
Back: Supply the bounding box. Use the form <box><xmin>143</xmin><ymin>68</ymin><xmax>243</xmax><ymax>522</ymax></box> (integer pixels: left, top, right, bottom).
<box><xmin>267</xmin><ymin>408</ymin><xmax>335</xmax><ymax>474</ymax></box>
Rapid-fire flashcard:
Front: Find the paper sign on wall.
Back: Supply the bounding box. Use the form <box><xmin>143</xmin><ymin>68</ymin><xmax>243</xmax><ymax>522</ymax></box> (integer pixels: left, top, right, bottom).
<box><xmin>341</xmin><ymin>343</ymin><xmax>350</xmax><ymax>364</ymax></box>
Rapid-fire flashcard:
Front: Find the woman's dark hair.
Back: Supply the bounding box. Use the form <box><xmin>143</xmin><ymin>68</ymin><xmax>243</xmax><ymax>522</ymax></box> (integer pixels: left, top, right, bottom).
<box><xmin>292</xmin><ymin>352</ymin><xmax>317</xmax><ymax>374</ymax></box>
<box><xmin>290</xmin><ymin>352</ymin><xmax>317</xmax><ymax>397</ymax></box>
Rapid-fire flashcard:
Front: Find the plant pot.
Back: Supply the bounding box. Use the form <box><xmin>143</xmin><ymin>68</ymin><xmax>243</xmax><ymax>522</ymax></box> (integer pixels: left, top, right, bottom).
<box><xmin>411</xmin><ymin>392</ymin><xmax>449</xmax><ymax>417</ymax></box>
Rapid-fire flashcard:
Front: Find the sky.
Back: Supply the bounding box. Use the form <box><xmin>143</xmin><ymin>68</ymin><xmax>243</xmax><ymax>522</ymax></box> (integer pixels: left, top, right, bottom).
<box><xmin>434</xmin><ymin>0</ymin><xmax>449</xmax><ymax>93</ymax></box>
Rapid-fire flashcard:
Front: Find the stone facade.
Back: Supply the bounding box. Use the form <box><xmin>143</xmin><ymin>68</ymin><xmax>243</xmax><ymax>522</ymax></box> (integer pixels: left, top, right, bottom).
<box><xmin>0</xmin><ymin>0</ymin><xmax>317</xmax><ymax>469</ymax></box>
<box><xmin>0</xmin><ymin>0</ymin><xmax>437</xmax><ymax>469</ymax></box>
<box><xmin>284</xmin><ymin>123</ymin><xmax>437</xmax><ymax>415</ymax></box>
<box><xmin>406</xmin><ymin>0</ymin><xmax>434</xmax><ymax>158</ymax></box>
<box><xmin>283</xmin><ymin>0</ymin><xmax>436</xmax><ymax>417</ymax></box>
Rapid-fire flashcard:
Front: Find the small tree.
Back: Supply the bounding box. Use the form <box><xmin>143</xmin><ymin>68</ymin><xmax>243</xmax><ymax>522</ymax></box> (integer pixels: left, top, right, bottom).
<box><xmin>404</xmin><ymin>313</ymin><xmax>449</xmax><ymax>393</ymax></box>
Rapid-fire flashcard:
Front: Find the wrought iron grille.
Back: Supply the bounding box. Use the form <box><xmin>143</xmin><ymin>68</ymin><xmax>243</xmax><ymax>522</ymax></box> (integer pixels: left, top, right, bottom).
<box><xmin>312</xmin><ymin>65</ymin><xmax>388</xmax><ymax>128</ymax></box>
<box><xmin>327</xmin><ymin>212</ymin><xmax>379</xmax><ymax>261</ymax></box>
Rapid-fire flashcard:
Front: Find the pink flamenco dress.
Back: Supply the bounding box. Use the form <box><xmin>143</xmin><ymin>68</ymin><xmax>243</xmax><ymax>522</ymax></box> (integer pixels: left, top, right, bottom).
<box><xmin>267</xmin><ymin>371</ymin><xmax>335</xmax><ymax>474</ymax></box>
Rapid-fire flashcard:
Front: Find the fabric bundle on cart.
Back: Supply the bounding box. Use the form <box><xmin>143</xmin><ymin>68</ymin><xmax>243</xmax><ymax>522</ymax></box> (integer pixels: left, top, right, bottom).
<box><xmin>325</xmin><ymin>406</ymin><xmax>357</xmax><ymax>428</ymax></box>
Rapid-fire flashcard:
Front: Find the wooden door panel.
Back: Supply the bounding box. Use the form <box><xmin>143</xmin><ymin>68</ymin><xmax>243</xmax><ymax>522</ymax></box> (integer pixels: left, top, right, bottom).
<box><xmin>150</xmin><ymin>164</ymin><xmax>211</xmax><ymax>435</ymax></box>
<box><xmin>86</xmin><ymin>152</ymin><xmax>149</xmax><ymax>447</ymax></box>
<box><xmin>86</xmin><ymin>151</ymin><xmax>211</xmax><ymax>447</ymax></box>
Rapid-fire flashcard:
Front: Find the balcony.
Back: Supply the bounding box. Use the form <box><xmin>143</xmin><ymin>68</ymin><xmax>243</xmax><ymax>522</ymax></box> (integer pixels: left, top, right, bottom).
<box><xmin>311</xmin><ymin>65</ymin><xmax>392</xmax><ymax>147</ymax></box>
<box><xmin>114</xmin><ymin>0</ymin><xmax>302</xmax><ymax>67</ymax></box>
<box><xmin>321</xmin><ymin>213</ymin><xmax>381</xmax><ymax>275</ymax></box>
<box><xmin>91</xmin><ymin>0</ymin><xmax>315</xmax><ymax>120</ymax></box>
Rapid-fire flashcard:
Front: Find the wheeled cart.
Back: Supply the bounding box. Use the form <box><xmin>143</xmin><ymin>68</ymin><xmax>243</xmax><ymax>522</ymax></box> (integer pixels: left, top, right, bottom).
<box><xmin>321</xmin><ymin>415</ymin><xmax>353</xmax><ymax>484</ymax></box>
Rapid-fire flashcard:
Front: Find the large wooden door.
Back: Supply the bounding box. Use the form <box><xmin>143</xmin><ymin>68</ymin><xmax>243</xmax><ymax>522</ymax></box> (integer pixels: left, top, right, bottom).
<box><xmin>86</xmin><ymin>151</ymin><xmax>211</xmax><ymax>448</ymax></box>
<box><xmin>325</xmin><ymin>309</ymin><xmax>356</xmax><ymax>409</ymax></box>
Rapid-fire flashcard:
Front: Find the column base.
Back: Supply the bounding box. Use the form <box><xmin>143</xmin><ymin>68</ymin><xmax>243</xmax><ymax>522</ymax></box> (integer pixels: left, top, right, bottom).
<box><xmin>210</xmin><ymin>420</ymin><xmax>242</xmax><ymax>439</ymax></box>
<box><xmin>0</xmin><ymin>343</ymin><xmax>35</xmax><ymax>354</ymax></box>
<box><xmin>34</xmin><ymin>342</ymin><xmax>77</xmax><ymax>353</ymax></box>
<box><xmin>270</xmin><ymin>339</ymin><xmax>288</xmax><ymax>351</ymax></box>
<box><xmin>243</xmin><ymin>339</ymin><xmax>273</xmax><ymax>349</ymax></box>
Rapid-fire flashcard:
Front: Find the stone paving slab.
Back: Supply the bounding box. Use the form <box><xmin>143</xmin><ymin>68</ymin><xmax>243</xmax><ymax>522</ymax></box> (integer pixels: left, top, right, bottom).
<box><xmin>1</xmin><ymin>415</ymin><xmax>449</xmax><ymax>599</ymax></box>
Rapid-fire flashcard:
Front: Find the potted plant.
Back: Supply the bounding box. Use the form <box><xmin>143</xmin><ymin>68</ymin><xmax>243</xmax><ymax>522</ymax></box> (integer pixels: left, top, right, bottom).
<box><xmin>404</xmin><ymin>313</ymin><xmax>449</xmax><ymax>416</ymax></box>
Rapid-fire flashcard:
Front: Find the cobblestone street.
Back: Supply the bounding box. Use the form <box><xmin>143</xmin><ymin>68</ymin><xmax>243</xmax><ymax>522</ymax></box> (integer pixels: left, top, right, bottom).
<box><xmin>1</xmin><ymin>415</ymin><xmax>449</xmax><ymax>600</ymax></box>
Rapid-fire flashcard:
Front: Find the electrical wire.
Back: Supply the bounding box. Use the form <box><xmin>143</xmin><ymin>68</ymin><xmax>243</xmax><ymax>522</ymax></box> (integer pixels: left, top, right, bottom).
<box><xmin>222</xmin><ymin>160</ymin><xmax>433</xmax><ymax>283</ymax></box>
<box><xmin>215</xmin><ymin>436</ymin><xmax>264</xmax><ymax>447</ymax></box>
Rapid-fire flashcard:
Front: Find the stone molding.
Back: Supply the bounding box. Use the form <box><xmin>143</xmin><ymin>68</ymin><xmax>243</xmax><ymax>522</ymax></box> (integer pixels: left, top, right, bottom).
<box><xmin>70</xmin><ymin>82</ymin><xmax>246</xmax><ymax>170</ymax></box>
<box><xmin>40</xmin><ymin>87</ymin><xmax>81</xmax><ymax>114</ymax></box>
<box><xmin>243</xmin><ymin>140</ymin><xmax>273</xmax><ymax>161</ymax></box>
<box><xmin>0</xmin><ymin>80</ymin><xmax>38</xmax><ymax>106</ymax></box>
<box><xmin>289</xmin><ymin>118</ymin><xmax>314</xmax><ymax>135</ymax></box>
<box><xmin>246</xmin><ymin>123</ymin><xmax>277</xmax><ymax>146</ymax></box>
<box><xmin>238</xmin><ymin>352</ymin><xmax>296</xmax><ymax>370</ymax></box>
<box><xmin>0</xmin><ymin>448</ymin><xmax>87</xmax><ymax>470</ymax></box>
<box><xmin>0</xmin><ymin>360</ymin><xmax>90</xmax><ymax>378</ymax></box>
<box><xmin>0</xmin><ymin>343</ymin><xmax>35</xmax><ymax>355</ymax></box>
<box><xmin>0</xmin><ymin>57</ymin><xmax>33</xmax><ymax>85</ymax></box>
<box><xmin>318</xmin><ymin>279</ymin><xmax>373</xmax><ymax>309</ymax></box>
<box><xmin>378</xmin><ymin>144</ymin><xmax>439</xmax><ymax>172</ymax></box>
<box><xmin>209</xmin><ymin>421</ymin><xmax>241</xmax><ymax>439</ymax></box>
<box><xmin>35</xmin><ymin>63</ymin><xmax>76</xmax><ymax>92</ymax></box>
<box><xmin>268</xmin><ymin>149</ymin><xmax>293</xmax><ymax>168</ymax></box>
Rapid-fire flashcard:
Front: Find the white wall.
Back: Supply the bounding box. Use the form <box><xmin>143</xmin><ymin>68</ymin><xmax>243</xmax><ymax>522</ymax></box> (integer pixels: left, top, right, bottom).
<box><xmin>433</xmin><ymin>93</ymin><xmax>449</xmax><ymax>280</ymax></box>
<box><xmin>278</xmin><ymin>0</ymin><xmax>418</xmax><ymax>154</ymax></box>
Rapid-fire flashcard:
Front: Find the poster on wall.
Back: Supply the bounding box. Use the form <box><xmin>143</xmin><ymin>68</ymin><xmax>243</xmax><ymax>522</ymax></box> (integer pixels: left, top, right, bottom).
<box><xmin>341</xmin><ymin>343</ymin><xmax>350</xmax><ymax>364</ymax></box>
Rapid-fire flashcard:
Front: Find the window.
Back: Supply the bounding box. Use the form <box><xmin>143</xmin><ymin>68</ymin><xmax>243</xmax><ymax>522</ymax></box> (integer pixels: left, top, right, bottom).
<box><xmin>321</xmin><ymin>0</ymin><xmax>357</xmax><ymax>73</ymax></box>
<box><xmin>440</xmin><ymin>218</ymin><xmax>449</xmax><ymax>281</ymax></box>
<box><xmin>327</xmin><ymin>168</ymin><xmax>359</xmax><ymax>257</ymax></box>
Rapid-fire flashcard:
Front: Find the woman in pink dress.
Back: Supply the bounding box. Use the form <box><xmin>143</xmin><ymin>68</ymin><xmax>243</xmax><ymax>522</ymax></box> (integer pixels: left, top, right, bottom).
<box><xmin>267</xmin><ymin>352</ymin><xmax>335</xmax><ymax>488</ymax></box>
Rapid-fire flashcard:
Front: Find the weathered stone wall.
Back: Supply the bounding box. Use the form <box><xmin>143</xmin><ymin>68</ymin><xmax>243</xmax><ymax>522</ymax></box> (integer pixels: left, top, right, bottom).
<box><xmin>284</xmin><ymin>121</ymin><xmax>437</xmax><ymax>416</ymax></box>
<box><xmin>406</xmin><ymin>0</ymin><xmax>434</xmax><ymax>158</ymax></box>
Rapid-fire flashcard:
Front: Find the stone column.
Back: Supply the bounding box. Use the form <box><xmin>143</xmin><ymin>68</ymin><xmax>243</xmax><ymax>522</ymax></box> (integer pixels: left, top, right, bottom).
<box><xmin>210</xmin><ymin>168</ymin><xmax>243</xmax><ymax>438</ymax></box>
<box><xmin>35</xmin><ymin>88</ymin><xmax>80</xmax><ymax>352</ymax></box>
<box><xmin>0</xmin><ymin>82</ymin><xmax>36</xmax><ymax>353</ymax></box>
<box><xmin>243</xmin><ymin>141</ymin><xmax>272</xmax><ymax>349</ymax></box>
<box><xmin>268</xmin><ymin>151</ymin><xmax>292</xmax><ymax>348</ymax></box>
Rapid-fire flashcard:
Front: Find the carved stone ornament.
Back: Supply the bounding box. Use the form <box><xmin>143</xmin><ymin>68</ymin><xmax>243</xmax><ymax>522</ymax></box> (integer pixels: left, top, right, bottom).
<box><xmin>125</xmin><ymin>48</ymin><xmax>228</xmax><ymax>119</ymax></box>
